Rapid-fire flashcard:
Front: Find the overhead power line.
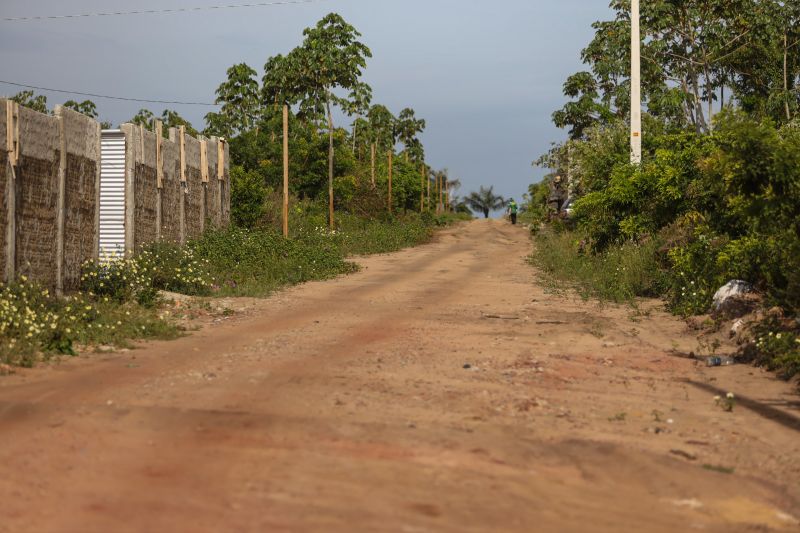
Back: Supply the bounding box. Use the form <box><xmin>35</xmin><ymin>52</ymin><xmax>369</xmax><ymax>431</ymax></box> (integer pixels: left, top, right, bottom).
<box><xmin>0</xmin><ymin>80</ymin><xmax>219</xmax><ymax>106</ymax></box>
<box><xmin>1</xmin><ymin>0</ymin><xmax>325</xmax><ymax>22</ymax></box>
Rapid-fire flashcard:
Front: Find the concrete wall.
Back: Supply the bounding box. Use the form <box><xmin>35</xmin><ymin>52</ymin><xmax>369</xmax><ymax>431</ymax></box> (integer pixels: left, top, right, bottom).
<box><xmin>0</xmin><ymin>100</ymin><xmax>101</xmax><ymax>291</ymax></box>
<box><xmin>61</xmin><ymin>107</ymin><xmax>101</xmax><ymax>290</ymax></box>
<box><xmin>119</xmin><ymin>124</ymin><xmax>229</xmax><ymax>251</ymax></box>
<box><xmin>0</xmin><ymin>100</ymin><xmax>229</xmax><ymax>292</ymax></box>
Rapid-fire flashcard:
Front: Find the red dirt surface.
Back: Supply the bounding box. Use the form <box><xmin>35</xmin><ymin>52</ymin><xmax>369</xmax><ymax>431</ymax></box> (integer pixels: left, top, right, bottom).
<box><xmin>1</xmin><ymin>220</ymin><xmax>798</xmax><ymax>532</ymax></box>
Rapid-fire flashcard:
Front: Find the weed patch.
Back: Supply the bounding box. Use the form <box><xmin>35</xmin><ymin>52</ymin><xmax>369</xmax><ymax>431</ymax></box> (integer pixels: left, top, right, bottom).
<box><xmin>531</xmin><ymin>230</ymin><xmax>667</xmax><ymax>304</ymax></box>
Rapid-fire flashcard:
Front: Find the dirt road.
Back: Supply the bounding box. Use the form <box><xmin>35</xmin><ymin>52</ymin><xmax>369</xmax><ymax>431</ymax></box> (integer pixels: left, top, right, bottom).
<box><xmin>1</xmin><ymin>220</ymin><xmax>798</xmax><ymax>532</ymax></box>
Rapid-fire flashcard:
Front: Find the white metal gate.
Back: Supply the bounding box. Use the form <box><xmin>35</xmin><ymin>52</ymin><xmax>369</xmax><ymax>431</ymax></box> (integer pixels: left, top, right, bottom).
<box><xmin>99</xmin><ymin>130</ymin><xmax>126</xmax><ymax>257</ymax></box>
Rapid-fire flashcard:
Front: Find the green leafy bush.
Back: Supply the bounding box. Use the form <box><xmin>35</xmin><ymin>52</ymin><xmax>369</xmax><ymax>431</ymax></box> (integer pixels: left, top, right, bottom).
<box><xmin>544</xmin><ymin>112</ymin><xmax>800</xmax><ymax>317</ymax></box>
<box><xmin>747</xmin><ymin>319</ymin><xmax>800</xmax><ymax>380</ymax></box>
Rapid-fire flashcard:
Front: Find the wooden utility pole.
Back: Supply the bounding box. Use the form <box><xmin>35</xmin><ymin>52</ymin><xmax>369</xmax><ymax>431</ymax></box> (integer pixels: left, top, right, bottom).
<box><xmin>370</xmin><ymin>143</ymin><xmax>376</xmax><ymax>187</ymax></box>
<box><xmin>435</xmin><ymin>172</ymin><xmax>440</xmax><ymax>215</ymax></box>
<box><xmin>420</xmin><ymin>164</ymin><xmax>425</xmax><ymax>213</ymax></box>
<box><xmin>327</xmin><ymin>107</ymin><xmax>335</xmax><ymax>230</ymax></box>
<box><xmin>630</xmin><ymin>0</ymin><xmax>642</xmax><ymax>164</ymax></box>
<box><xmin>426</xmin><ymin>169</ymin><xmax>431</xmax><ymax>211</ymax></box>
<box><xmin>282</xmin><ymin>105</ymin><xmax>289</xmax><ymax>238</ymax></box>
<box><xmin>387</xmin><ymin>150</ymin><xmax>393</xmax><ymax>213</ymax></box>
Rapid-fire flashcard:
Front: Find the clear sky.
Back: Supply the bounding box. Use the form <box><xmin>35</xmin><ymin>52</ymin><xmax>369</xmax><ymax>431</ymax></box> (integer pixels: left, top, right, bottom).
<box><xmin>0</xmin><ymin>0</ymin><xmax>614</xmax><ymax>206</ymax></box>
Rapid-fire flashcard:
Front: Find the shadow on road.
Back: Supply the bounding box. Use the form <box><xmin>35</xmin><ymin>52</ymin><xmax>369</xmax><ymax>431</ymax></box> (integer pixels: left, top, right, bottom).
<box><xmin>683</xmin><ymin>379</ymin><xmax>800</xmax><ymax>433</ymax></box>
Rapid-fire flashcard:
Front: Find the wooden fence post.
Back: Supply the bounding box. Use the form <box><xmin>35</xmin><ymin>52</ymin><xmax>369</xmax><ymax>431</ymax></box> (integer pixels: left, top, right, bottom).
<box><xmin>5</xmin><ymin>101</ymin><xmax>18</xmax><ymax>282</ymax></box>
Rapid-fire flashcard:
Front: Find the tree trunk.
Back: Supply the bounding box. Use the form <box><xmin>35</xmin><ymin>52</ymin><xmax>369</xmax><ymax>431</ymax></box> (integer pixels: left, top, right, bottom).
<box><xmin>352</xmin><ymin>115</ymin><xmax>358</xmax><ymax>154</ymax></box>
<box><xmin>326</xmin><ymin>98</ymin><xmax>335</xmax><ymax>230</ymax></box>
<box><xmin>785</xmin><ymin>33</ymin><xmax>793</xmax><ymax>121</ymax></box>
<box><xmin>702</xmin><ymin>46</ymin><xmax>713</xmax><ymax>131</ymax></box>
<box><xmin>682</xmin><ymin>77</ymin><xmax>696</xmax><ymax>126</ymax></box>
<box><xmin>690</xmin><ymin>69</ymin><xmax>707</xmax><ymax>133</ymax></box>
<box><xmin>483</xmin><ymin>209</ymin><xmax>489</xmax><ymax>219</ymax></box>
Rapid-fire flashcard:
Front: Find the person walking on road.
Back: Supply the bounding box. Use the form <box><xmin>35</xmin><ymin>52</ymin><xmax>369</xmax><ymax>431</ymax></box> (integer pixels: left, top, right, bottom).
<box><xmin>507</xmin><ymin>198</ymin><xmax>518</xmax><ymax>225</ymax></box>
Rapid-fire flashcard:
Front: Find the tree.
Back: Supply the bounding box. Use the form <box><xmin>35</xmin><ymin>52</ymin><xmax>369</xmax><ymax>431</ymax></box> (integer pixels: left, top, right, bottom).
<box><xmin>368</xmin><ymin>104</ymin><xmax>396</xmax><ymax>152</ymax></box>
<box><xmin>396</xmin><ymin>108</ymin><xmax>426</xmax><ymax>162</ymax></box>
<box><xmin>344</xmin><ymin>82</ymin><xmax>373</xmax><ymax>152</ymax></box>
<box><xmin>288</xmin><ymin>13</ymin><xmax>373</xmax><ymax>228</ymax></box>
<box><xmin>11</xmin><ymin>90</ymin><xmax>48</xmax><ymax>113</ymax></box>
<box><xmin>63</xmin><ymin>99</ymin><xmax>98</xmax><ymax>119</ymax></box>
<box><xmin>205</xmin><ymin>63</ymin><xmax>261</xmax><ymax>138</ymax></box>
<box><xmin>130</xmin><ymin>108</ymin><xmax>155</xmax><ymax>129</ymax></box>
<box><xmin>466</xmin><ymin>186</ymin><xmax>506</xmax><ymax>219</ymax></box>
<box><xmin>161</xmin><ymin>109</ymin><xmax>199</xmax><ymax>137</ymax></box>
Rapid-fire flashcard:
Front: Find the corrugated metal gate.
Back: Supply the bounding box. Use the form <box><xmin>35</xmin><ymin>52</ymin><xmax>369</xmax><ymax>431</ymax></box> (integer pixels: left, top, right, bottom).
<box><xmin>99</xmin><ymin>130</ymin><xmax>126</xmax><ymax>257</ymax></box>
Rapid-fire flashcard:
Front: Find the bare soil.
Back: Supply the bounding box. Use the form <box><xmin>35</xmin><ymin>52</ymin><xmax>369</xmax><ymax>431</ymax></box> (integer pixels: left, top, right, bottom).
<box><xmin>1</xmin><ymin>220</ymin><xmax>798</xmax><ymax>532</ymax></box>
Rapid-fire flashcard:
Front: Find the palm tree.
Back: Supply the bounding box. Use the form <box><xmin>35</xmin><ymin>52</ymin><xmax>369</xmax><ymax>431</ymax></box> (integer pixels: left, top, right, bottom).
<box><xmin>466</xmin><ymin>186</ymin><xmax>506</xmax><ymax>218</ymax></box>
<box><xmin>445</xmin><ymin>177</ymin><xmax>461</xmax><ymax>212</ymax></box>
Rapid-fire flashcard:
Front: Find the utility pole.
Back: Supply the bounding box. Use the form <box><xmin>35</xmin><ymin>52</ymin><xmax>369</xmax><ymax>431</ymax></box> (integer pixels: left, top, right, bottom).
<box><xmin>440</xmin><ymin>176</ymin><xmax>445</xmax><ymax>214</ymax></box>
<box><xmin>370</xmin><ymin>143</ymin><xmax>376</xmax><ymax>187</ymax></box>
<box><xmin>426</xmin><ymin>169</ymin><xmax>431</xmax><ymax>211</ymax></box>
<box><xmin>435</xmin><ymin>173</ymin><xmax>440</xmax><ymax>215</ymax></box>
<box><xmin>631</xmin><ymin>0</ymin><xmax>642</xmax><ymax>165</ymax></box>
<box><xmin>420</xmin><ymin>164</ymin><xmax>425</xmax><ymax>213</ymax></box>
<box><xmin>282</xmin><ymin>105</ymin><xmax>289</xmax><ymax>238</ymax></box>
<box><xmin>387</xmin><ymin>150</ymin><xmax>393</xmax><ymax>214</ymax></box>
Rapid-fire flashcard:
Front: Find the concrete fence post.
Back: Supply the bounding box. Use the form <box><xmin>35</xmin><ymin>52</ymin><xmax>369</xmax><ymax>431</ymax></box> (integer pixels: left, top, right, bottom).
<box><xmin>155</xmin><ymin>120</ymin><xmax>163</xmax><ymax>241</ymax></box>
<box><xmin>217</xmin><ymin>139</ymin><xmax>226</xmax><ymax>228</ymax></box>
<box><xmin>93</xmin><ymin>121</ymin><xmax>101</xmax><ymax>260</ymax></box>
<box><xmin>178</xmin><ymin>126</ymin><xmax>186</xmax><ymax>245</ymax></box>
<box><xmin>54</xmin><ymin>106</ymin><xmax>67</xmax><ymax>296</ymax></box>
<box><xmin>200</xmin><ymin>137</ymin><xmax>209</xmax><ymax>233</ymax></box>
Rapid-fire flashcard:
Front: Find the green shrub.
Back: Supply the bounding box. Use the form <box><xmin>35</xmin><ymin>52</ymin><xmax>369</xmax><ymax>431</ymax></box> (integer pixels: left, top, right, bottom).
<box><xmin>747</xmin><ymin>319</ymin><xmax>800</xmax><ymax>380</ymax></box>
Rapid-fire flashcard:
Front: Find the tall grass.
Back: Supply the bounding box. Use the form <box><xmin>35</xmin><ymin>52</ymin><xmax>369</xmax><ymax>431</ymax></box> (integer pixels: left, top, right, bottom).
<box><xmin>531</xmin><ymin>230</ymin><xmax>667</xmax><ymax>303</ymax></box>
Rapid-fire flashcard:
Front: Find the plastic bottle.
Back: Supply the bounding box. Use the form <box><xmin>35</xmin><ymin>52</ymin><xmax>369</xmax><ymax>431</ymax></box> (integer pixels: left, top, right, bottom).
<box><xmin>706</xmin><ymin>356</ymin><xmax>736</xmax><ymax>367</ymax></box>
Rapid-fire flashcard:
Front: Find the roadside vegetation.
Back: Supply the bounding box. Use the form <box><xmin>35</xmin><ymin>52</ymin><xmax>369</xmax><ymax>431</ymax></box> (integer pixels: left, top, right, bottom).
<box><xmin>527</xmin><ymin>1</ymin><xmax>800</xmax><ymax>380</ymax></box>
<box><xmin>1</xmin><ymin>13</ymin><xmax>470</xmax><ymax>371</ymax></box>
